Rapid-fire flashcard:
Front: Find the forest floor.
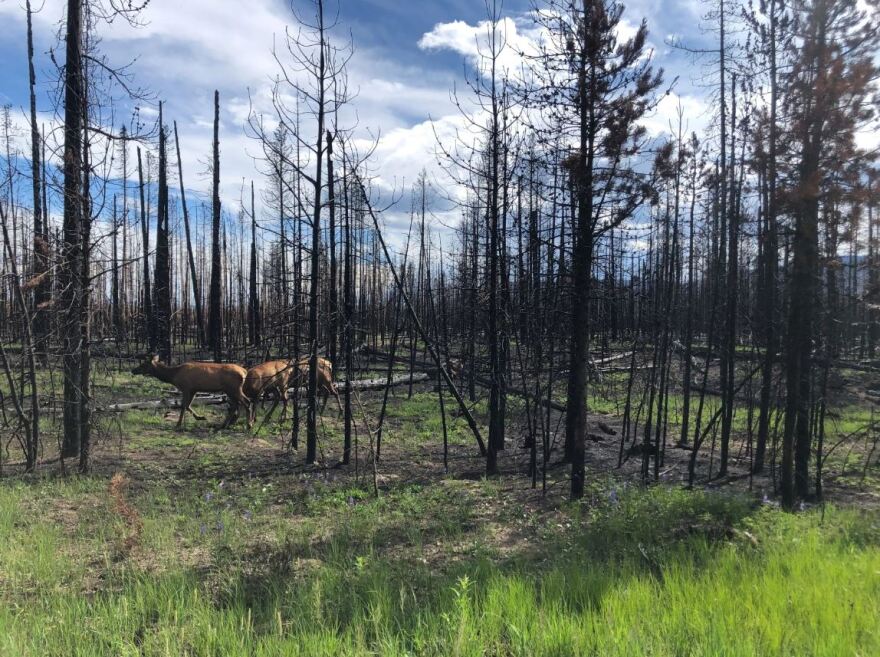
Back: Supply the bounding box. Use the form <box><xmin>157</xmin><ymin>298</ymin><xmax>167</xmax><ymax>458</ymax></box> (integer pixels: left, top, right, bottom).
<box><xmin>0</xmin><ymin>356</ymin><xmax>878</xmax><ymax>655</ymax></box>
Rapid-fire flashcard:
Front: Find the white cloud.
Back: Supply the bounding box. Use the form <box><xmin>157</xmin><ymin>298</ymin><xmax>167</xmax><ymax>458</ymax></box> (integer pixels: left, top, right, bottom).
<box><xmin>0</xmin><ymin>0</ymin><xmax>480</xmax><ymax>234</ymax></box>
<box><xmin>615</xmin><ymin>17</ymin><xmax>641</xmax><ymax>43</ymax></box>
<box><xmin>362</xmin><ymin>113</ymin><xmax>469</xmax><ymax>194</ymax></box>
<box><xmin>418</xmin><ymin>16</ymin><xmax>539</xmax><ymax>80</ymax></box>
<box><xmin>640</xmin><ymin>92</ymin><xmax>709</xmax><ymax>138</ymax></box>
<box><xmin>419</xmin><ymin>20</ymin><xmax>483</xmax><ymax>57</ymax></box>
<box><xmin>855</xmin><ymin>118</ymin><xmax>880</xmax><ymax>152</ymax></box>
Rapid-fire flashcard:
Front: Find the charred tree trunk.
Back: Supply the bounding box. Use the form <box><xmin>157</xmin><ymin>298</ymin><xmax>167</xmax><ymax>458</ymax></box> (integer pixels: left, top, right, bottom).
<box><xmin>154</xmin><ymin>103</ymin><xmax>172</xmax><ymax>363</ymax></box>
<box><xmin>248</xmin><ymin>180</ymin><xmax>261</xmax><ymax>347</ymax></box>
<box><xmin>60</xmin><ymin>0</ymin><xmax>84</xmax><ymax>460</ymax></box>
<box><xmin>137</xmin><ymin>147</ymin><xmax>154</xmax><ymax>352</ymax></box>
<box><xmin>755</xmin><ymin>0</ymin><xmax>780</xmax><ymax>474</ymax></box>
<box><xmin>209</xmin><ymin>90</ymin><xmax>223</xmax><ymax>362</ymax></box>
<box><xmin>327</xmin><ymin>130</ymin><xmax>337</xmax><ymax>366</ymax></box>
<box><xmin>306</xmin><ymin>2</ymin><xmax>327</xmax><ymax>464</ymax></box>
<box><xmin>26</xmin><ymin>0</ymin><xmax>49</xmax><ymax>366</ymax></box>
<box><xmin>174</xmin><ymin>120</ymin><xmax>206</xmax><ymax>349</ymax></box>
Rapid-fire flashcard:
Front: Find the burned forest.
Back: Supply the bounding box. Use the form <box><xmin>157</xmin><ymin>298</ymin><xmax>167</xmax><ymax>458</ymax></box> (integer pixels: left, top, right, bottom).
<box><xmin>0</xmin><ymin>0</ymin><xmax>878</xmax><ymax>654</ymax></box>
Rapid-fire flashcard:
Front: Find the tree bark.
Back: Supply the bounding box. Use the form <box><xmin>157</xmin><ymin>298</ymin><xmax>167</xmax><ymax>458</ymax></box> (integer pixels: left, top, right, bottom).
<box><xmin>209</xmin><ymin>90</ymin><xmax>223</xmax><ymax>362</ymax></box>
<box><xmin>306</xmin><ymin>0</ymin><xmax>326</xmax><ymax>464</ymax></box>
<box><xmin>60</xmin><ymin>0</ymin><xmax>84</xmax><ymax>459</ymax></box>
<box><xmin>154</xmin><ymin>102</ymin><xmax>172</xmax><ymax>363</ymax></box>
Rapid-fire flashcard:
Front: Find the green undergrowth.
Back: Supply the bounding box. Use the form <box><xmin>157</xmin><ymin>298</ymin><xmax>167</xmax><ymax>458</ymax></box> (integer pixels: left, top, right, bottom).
<box><xmin>1</xmin><ymin>473</ymin><xmax>877</xmax><ymax>656</ymax></box>
<box><xmin>248</xmin><ymin>391</ymin><xmax>489</xmax><ymax>450</ymax></box>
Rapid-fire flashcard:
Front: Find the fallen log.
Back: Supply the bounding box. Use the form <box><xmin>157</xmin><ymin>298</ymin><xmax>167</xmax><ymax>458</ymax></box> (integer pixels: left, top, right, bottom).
<box><xmin>337</xmin><ymin>372</ymin><xmax>429</xmax><ymax>392</ymax></box>
<box><xmin>593</xmin><ymin>351</ymin><xmax>635</xmax><ymax>365</ymax></box>
<box><xmin>598</xmin><ymin>365</ymin><xmax>655</xmax><ymax>373</ymax></box>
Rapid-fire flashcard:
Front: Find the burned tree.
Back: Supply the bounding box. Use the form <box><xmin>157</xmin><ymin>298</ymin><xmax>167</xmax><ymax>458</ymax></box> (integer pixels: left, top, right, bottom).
<box><xmin>248</xmin><ymin>0</ymin><xmax>353</xmax><ymax>463</ymax></box>
<box><xmin>209</xmin><ymin>89</ymin><xmax>223</xmax><ymax>362</ymax></box>
<box><xmin>533</xmin><ymin>0</ymin><xmax>664</xmax><ymax>498</ymax></box>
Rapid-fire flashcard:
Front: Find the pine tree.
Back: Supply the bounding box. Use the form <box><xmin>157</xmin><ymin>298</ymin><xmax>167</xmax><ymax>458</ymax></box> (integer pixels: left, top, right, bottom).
<box><xmin>534</xmin><ymin>0</ymin><xmax>664</xmax><ymax>498</ymax></box>
<box><xmin>781</xmin><ymin>0</ymin><xmax>879</xmax><ymax>506</ymax></box>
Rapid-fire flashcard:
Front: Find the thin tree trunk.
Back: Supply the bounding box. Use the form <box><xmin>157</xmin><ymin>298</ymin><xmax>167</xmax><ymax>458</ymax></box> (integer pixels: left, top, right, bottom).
<box><xmin>154</xmin><ymin>102</ymin><xmax>172</xmax><ymax>363</ymax></box>
<box><xmin>0</xmin><ymin>203</ymin><xmax>38</xmax><ymax>470</ymax></box>
<box><xmin>306</xmin><ymin>1</ymin><xmax>326</xmax><ymax>464</ymax></box>
<box><xmin>174</xmin><ymin>121</ymin><xmax>206</xmax><ymax>349</ymax></box>
<box><xmin>26</xmin><ymin>0</ymin><xmax>49</xmax><ymax>366</ymax></box>
<box><xmin>209</xmin><ymin>90</ymin><xmax>223</xmax><ymax>362</ymax></box>
<box><xmin>248</xmin><ymin>180</ymin><xmax>261</xmax><ymax>347</ymax></box>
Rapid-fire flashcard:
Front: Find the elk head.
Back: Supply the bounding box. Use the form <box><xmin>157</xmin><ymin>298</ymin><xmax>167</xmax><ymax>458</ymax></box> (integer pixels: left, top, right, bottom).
<box><xmin>132</xmin><ymin>354</ymin><xmax>159</xmax><ymax>376</ymax></box>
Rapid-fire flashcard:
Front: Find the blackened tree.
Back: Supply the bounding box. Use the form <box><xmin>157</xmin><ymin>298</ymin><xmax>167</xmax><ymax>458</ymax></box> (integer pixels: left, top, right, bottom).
<box><xmin>533</xmin><ymin>0</ymin><xmax>664</xmax><ymax>498</ymax></box>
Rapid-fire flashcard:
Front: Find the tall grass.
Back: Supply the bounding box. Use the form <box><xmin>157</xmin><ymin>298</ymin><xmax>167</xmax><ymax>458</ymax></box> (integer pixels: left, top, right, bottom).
<box><xmin>0</xmin><ymin>480</ymin><xmax>877</xmax><ymax>656</ymax></box>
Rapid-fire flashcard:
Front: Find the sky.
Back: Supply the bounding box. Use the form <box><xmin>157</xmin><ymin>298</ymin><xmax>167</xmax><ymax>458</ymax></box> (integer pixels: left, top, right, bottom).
<box><xmin>0</xmin><ymin>0</ymin><xmax>715</xmax><ymax>243</ymax></box>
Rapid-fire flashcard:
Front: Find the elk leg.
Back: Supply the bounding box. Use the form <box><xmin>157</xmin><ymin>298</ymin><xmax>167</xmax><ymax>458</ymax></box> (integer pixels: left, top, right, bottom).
<box><xmin>254</xmin><ymin>398</ymin><xmax>282</xmax><ymax>436</ymax></box>
<box><xmin>330</xmin><ymin>384</ymin><xmax>343</xmax><ymax>416</ymax></box>
<box><xmin>267</xmin><ymin>387</ymin><xmax>283</xmax><ymax>420</ymax></box>
<box><xmin>188</xmin><ymin>398</ymin><xmax>206</xmax><ymax>421</ymax></box>
<box><xmin>264</xmin><ymin>389</ymin><xmax>284</xmax><ymax>423</ymax></box>
<box><xmin>220</xmin><ymin>400</ymin><xmax>235</xmax><ymax>430</ymax></box>
<box><xmin>320</xmin><ymin>384</ymin><xmax>343</xmax><ymax>416</ymax></box>
<box><xmin>278</xmin><ymin>390</ymin><xmax>289</xmax><ymax>423</ymax></box>
<box><xmin>177</xmin><ymin>390</ymin><xmax>193</xmax><ymax>430</ymax></box>
<box><xmin>236</xmin><ymin>388</ymin><xmax>253</xmax><ymax>430</ymax></box>
<box><xmin>248</xmin><ymin>394</ymin><xmax>258</xmax><ymax>425</ymax></box>
<box><xmin>264</xmin><ymin>398</ymin><xmax>280</xmax><ymax>421</ymax></box>
<box><xmin>224</xmin><ymin>394</ymin><xmax>247</xmax><ymax>430</ymax></box>
<box><xmin>222</xmin><ymin>388</ymin><xmax>248</xmax><ymax>430</ymax></box>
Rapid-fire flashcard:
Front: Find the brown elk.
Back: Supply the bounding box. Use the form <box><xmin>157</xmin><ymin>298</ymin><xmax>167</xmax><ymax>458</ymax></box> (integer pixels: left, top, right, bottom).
<box><xmin>131</xmin><ymin>355</ymin><xmax>251</xmax><ymax>430</ymax></box>
<box><xmin>304</xmin><ymin>356</ymin><xmax>343</xmax><ymax>415</ymax></box>
<box><xmin>243</xmin><ymin>359</ymin><xmax>299</xmax><ymax>424</ymax></box>
<box><xmin>243</xmin><ymin>356</ymin><xmax>343</xmax><ymax>425</ymax></box>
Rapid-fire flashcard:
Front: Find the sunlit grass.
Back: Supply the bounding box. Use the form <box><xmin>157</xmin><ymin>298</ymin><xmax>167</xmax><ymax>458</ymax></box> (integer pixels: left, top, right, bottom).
<box><xmin>1</xmin><ymin>476</ymin><xmax>877</xmax><ymax>656</ymax></box>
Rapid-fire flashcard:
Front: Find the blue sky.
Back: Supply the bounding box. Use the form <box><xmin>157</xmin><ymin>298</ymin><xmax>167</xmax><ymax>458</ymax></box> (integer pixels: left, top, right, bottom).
<box><xmin>0</xmin><ymin>0</ymin><xmax>714</xmax><ymax>239</ymax></box>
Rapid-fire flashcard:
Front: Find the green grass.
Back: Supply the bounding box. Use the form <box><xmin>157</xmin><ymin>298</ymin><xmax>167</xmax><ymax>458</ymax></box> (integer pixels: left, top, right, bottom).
<box><xmin>588</xmin><ymin>374</ymin><xmax>875</xmax><ymax>444</ymax></box>
<box><xmin>1</xmin><ymin>474</ymin><xmax>877</xmax><ymax>656</ymax></box>
<box><xmin>381</xmin><ymin>391</ymin><xmax>486</xmax><ymax>448</ymax></box>
<box><xmin>248</xmin><ymin>390</ymin><xmax>489</xmax><ymax>449</ymax></box>
<box><xmin>2</xmin><ymin>356</ymin><xmax>879</xmax><ymax>655</ymax></box>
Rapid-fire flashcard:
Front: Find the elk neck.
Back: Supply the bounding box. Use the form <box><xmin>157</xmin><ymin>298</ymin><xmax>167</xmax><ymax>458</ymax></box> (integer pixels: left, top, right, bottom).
<box><xmin>151</xmin><ymin>362</ymin><xmax>183</xmax><ymax>385</ymax></box>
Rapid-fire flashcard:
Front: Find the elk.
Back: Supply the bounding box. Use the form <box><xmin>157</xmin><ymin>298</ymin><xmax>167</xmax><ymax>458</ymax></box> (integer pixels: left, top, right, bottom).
<box><xmin>243</xmin><ymin>359</ymin><xmax>299</xmax><ymax>424</ymax></box>
<box><xmin>243</xmin><ymin>356</ymin><xmax>342</xmax><ymax>426</ymax></box>
<box><xmin>131</xmin><ymin>354</ymin><xmax>251</xmax><ymax>430</ymax></box>
<box><xmin>307</xmin><ymin>356</ymin><xmax>343</xmax><ymax>414</ymax></box>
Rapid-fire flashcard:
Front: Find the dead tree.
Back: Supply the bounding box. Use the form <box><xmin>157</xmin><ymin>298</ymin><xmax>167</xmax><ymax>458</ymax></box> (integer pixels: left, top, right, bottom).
<box><xmin>533</xmin><ymin>0</ymin><xmax>664</xmax><ymax>498</ymax></box>
<box><xmin>209</xmin><ymin>90</ymin><xmax>223</xmax><ymax>362</ymax></box>
<box><xmin>248</xmin><ymin>0</ymin><xmax>353</xmax><ymax>464</ymax></box>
